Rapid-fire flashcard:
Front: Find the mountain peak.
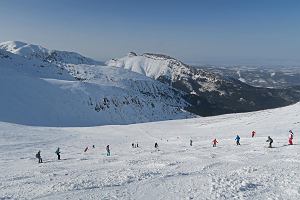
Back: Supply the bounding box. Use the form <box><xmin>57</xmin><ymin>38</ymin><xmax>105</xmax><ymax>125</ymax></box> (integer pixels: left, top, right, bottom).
<box><xmin>127</xmin><ymin>52</ymin><xmax>137</xmax><ymax>57</ymax></box>
<box><xmin>0</xmin><ymin>41</ymin><xmax>102</xmax><ymax>65</ymax></box>
<box><xmin>0</xmin><ymin>40</ymin><xmax>28</xmax><ymax>49</ymax></box>
<box><xmin>106</xmin><ymin>52</ymin><xmax>188</xmax><ymax>80</ymax></box>
<box><xmin>142</xmin><ymin>53</ymin><xmax>178</xmax><ymax>61</ymax></box>
<box><xmin>0</xmin><ymin>40</ymin><xmax>49</xmax><ymax>59</ymax></box>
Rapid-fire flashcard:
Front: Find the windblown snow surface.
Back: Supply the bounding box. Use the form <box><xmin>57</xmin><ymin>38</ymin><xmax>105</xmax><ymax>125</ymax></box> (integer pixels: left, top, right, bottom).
<box><xmin>0</xmin><ymin>103</ymin><xmax>299</xmax><ymax>199</ymax></box>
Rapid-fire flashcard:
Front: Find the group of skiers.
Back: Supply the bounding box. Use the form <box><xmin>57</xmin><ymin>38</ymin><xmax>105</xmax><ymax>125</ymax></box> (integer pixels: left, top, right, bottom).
<box><xmin>35</xmin><ymin>130</ymin><xmax>295</xmax><ymax>163</ymax></box>
<box><xmin>211</xmin><ymin>130</ymin><xmax>294</xmax><ymax>148</ymax></box>
<box><xmin>35</xmin><ymin>147</ymin><xmax>60</xmax><ymax>163</ymax></box>
<box><xmin>132</xmin><ymin>142</ymin><xmax>139</xmax><ymax>148</ymax></box>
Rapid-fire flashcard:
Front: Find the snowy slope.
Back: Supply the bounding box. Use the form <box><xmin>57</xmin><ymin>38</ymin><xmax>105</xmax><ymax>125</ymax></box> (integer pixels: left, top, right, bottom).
<box><xmin>0</xmin><ymin>45</ymin><xmax>191</xmax><ymax>126</ymax></box>
<box><xmin>0</xmin><ymin>103</ymin><xmax>299</xmax><ymax>199</ymax></box>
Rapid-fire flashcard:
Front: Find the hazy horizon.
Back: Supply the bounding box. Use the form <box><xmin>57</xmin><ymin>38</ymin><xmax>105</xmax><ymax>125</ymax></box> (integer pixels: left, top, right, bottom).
<box><xmin>1</xmin><ymin>0</ymin><xmax>300</xmax><ymax>65</ymax></box>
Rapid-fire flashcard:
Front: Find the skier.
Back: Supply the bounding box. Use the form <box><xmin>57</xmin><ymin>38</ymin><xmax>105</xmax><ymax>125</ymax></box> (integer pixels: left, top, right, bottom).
<box><xmin>251</xmin><ymin>131</ymin><xmax>256</xmax><ymax>138</ymax></box>
<box><xmin>154</xmin><ymin>142</ymin><xmax>158</xmax><ymax>149</ymax></box>
<box><xmin>55</xmin><ymin>147</ymin><xmax>61</xmax><ymax>160</ymax></box>
<box><xmin>266</xmin><ymin>136</ymin><xmax>273</xmax><ymax>148</ymax></box>
<box><xmin>212</xmin><ymin>139</ymin><xmax>218</xmax><ymax>147</ymax></box>
<box><xmin>36</xmin><ymin>150</ymin><xmax>42</xmax><ymax>163</ymax></box>
<box><xmin>92</xmin><ymin>145</ymin><xmax>95</xmax><ymax>149</ymax></box>
<box><xmin>289</xmin><ymin>136</ymin><xmax>293</xmax><ymax>145</ymax></box>
<box><xmin>106</xmin><ymin>145</ymin><xmax>110</xmax><ymax>156</ymax></box>
<box><xmin>190</xmin><ymin>139</ymin><xmax>193</xmax><ymax>146</ymax></box>
<box><xmin>136</xmin><ymin>142</ymin><xmax>139</xmax><ymax>148</ymax></box>
<box><xmin>235</xmin><ymin>135</ymin><xmax>241</xmax><ymax>145</ymax></box>
<box><xmin>84</xmin><ymin>146</ymin><xmax>88</xmax><ymax>152</ymax></box>
<box><xmin>288</xmin><ymin>131</ymin><xmax>294</xmax><ymax>145</ymax></box>
<box><xmin>289</xmin><ymin>130</ymin><xmax>294</xmax><ymax>140</ymax></box>
<box><xmin>132</xmin><ymin>143</ymin><xmax>135</xmax><ymax>148</ymax></box>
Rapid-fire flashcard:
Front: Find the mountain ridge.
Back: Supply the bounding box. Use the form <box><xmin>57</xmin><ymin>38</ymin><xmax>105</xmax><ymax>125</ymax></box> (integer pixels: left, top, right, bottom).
<box><xmin>0</xmin><ymin>42</ymin><xmax>192</xmax><ymax>126</ymax></box>
<box><xmin>107</xmin><ymin>52</ymin><xmax>300</xmax><ymax>116</ymax></box>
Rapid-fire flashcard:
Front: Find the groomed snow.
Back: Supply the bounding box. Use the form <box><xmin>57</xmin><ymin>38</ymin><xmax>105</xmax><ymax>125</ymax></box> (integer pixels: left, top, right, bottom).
<box><xmin>0</xmin><ymin>103</ymin><xmax>299</xmax><ymax>199</ymax></box>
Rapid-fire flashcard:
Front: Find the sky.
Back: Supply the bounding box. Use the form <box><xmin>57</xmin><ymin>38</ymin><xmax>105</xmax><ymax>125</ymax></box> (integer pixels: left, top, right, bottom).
<box><xmin>1</xmin><ymin>0</ymin><xmax>300</xmax><ymax>65</ymax></box>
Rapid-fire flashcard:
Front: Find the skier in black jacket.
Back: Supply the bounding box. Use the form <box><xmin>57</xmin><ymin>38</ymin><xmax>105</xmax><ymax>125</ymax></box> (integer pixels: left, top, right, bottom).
<box><xmin>106</xmin><ymin>145</ymin><xmax>110</xmax><ymax>156</ymax></box>
<box><xmin>36</xmin><ymin>150</ymin><xmax>42</xmax><ymax>163</ymax></box>
<box><xmin>266</xmin><ymin>136</ymin><xmax>273</xmax><ymax>148</ymax></box>
<box><xmin>55</xmin><ymin>147</ymin><xmax>61</xmax><ymax>160</ymax></box>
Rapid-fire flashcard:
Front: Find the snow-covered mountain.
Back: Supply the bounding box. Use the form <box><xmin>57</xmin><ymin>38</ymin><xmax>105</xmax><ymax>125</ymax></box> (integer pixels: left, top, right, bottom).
<box><xmin>0</xmin><ymin>41</ymin><xmax>49</xmax><ymax>60</ymax></box>
<box><xmin>0</xmin><ymin>42</ymin><xmax>192</xmax><ymax>126</ymax></box>
<box><xmin>0</xmin><ymin>41</ymin><xmax>103</xmax><ymax>65</ymax></box>
<box><xmin>107</xmin><ymin>53</ymin><xmax>300</xmax><ymax>116</ymax></box>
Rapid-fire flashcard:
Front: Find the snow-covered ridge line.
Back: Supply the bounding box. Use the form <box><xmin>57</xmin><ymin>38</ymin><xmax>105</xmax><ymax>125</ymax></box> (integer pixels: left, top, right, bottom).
<box><xmin>0</xmin><ymin>42</ymin><xmax>192</xmax><ymax>127</ymax></box>
<box><xmin>106</xmin><ymin>52</ymin><xmax>224</xmax><ymax>88</ymax></box>
<box><xmin>0</xmin><ymin>41</ymin><xmax>103</xmax><ymax>65</ymax></box>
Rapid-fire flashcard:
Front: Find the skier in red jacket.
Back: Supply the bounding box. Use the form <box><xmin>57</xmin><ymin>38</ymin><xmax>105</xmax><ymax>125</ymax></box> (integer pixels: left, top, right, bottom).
<box><xmin>289</xmin><ymin>130</ymin><xmax>294</xmax><ymax>145</ymax></box>
<box><xmin>289</xmin><ymin>137</ymin><xmax>293</xmax><ymax>145</ymax></box>
<box><xmin>212</xmin><ymin>139</ymin><xmax>218</xmax><ymax>147</ymax></box>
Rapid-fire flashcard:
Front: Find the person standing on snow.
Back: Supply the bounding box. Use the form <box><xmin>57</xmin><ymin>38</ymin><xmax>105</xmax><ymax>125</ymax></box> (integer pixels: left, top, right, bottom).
<box><xmin>289</xmin><ymin>130</ymin><xmax>294</xmax><ymax>145</ymax></box>
<box><xmin>55</xmin><ymin>147</ymin><xmax>61</xmax><ymax>160</ymax></box>
<box><xmin>289</xmin><ymin>130</ymin><xmax>294</xmax><ymax>138</ymax></box>
<box><xmin>235</xmin><ymin>135</ymin><xmax>241</xmax><ymax>145</ymax></box>
<box><xmin>36</xmin><ymin>150</ymin><xmax>43</xmax><ymax>163</ymax></box>
<box><xmin>212</xmin><ymin>139</ymin><xmax>218</xmax><ymax>147</ymax></box>
<box><xmin>252</xmin><ymin>131</ymin><xmax>256</xmax><ymax>138</ymax></box>
<box><xmin>106</xmin><ymin>145</ymin><xmax>110</xmax><ymax>156</ymax></box>
<box><xmin>266</xmin><ymin>136</ymin><xmax>273</xmax><ymax>148</ymax></box>
<box><xmin>154</xmin><ymin>142</ymin><xmax>158</xmax><ymax>149</ymax></box>
<box><xmin>190</xmin><ymin>139</ymin><xmax>193</xmax><ymax>146</ymax></box>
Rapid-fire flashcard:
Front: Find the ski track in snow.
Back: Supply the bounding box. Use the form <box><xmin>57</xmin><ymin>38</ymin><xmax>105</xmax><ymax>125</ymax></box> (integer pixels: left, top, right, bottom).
<box><xmin>0</xmin><ymin>104</ymin><xmax>300</xmax><ymax>200</ymax></box>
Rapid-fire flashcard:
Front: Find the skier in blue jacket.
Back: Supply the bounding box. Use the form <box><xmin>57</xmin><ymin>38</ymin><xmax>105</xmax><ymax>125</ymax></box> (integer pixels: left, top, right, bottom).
<box><xmin>235</xmin><ymin>135</ymin><xmax>241</xmax><ymax>145</ymax></box>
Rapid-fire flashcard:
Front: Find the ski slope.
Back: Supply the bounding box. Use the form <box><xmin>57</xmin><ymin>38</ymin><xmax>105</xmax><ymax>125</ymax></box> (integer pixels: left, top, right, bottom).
<box><xmin>0</xmin><ymin>103</ymin><xmax>299</xmax><ymax>199</ymax></box>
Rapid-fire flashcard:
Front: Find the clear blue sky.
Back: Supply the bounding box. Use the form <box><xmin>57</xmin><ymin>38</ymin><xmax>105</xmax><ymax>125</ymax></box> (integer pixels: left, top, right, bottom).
<box><xmin>1</xmin><ymin>0</ymin><xmax>300</xmax><ymax>65</ymax></box>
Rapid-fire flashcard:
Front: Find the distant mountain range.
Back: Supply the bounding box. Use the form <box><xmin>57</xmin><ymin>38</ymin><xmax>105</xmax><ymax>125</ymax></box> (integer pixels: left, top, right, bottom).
<box><xmin>196</xmin><ymin>65</ymin><xmax>300</xmax><ymax>89</ymax></box>
<box><xmin>107</xmin><ymin>53</ymin><xmax>300</xmax><ymax>116</ymax></box>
